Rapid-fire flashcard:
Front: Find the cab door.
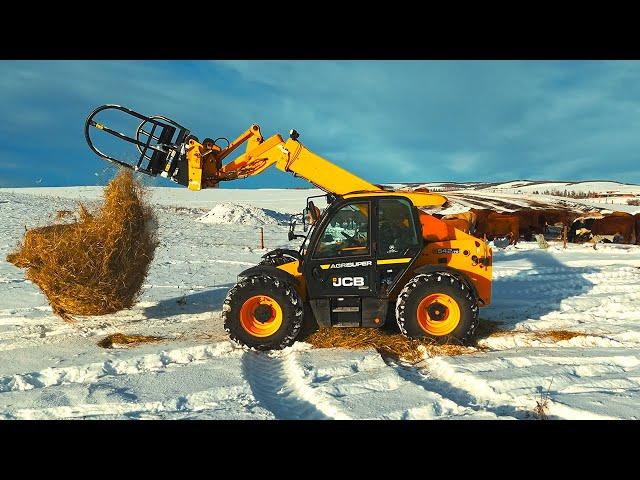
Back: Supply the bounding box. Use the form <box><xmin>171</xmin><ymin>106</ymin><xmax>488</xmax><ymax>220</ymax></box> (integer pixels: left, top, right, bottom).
<box><xmin>304</xmin><ymin>200</ymin><xmax>377</xmax><ymax>326</ymax></box>
<box><xmin>375</xmin><ymin>197</ymin><xmax>423</xmax><ymax>297</ymax></box>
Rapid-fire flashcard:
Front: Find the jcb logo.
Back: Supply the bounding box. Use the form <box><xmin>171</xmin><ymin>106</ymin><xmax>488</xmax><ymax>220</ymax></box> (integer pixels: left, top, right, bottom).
<box><xmin>332</xmin><ymin>277</ymin><xmax>365</xmax><ymax>287</ymax></box>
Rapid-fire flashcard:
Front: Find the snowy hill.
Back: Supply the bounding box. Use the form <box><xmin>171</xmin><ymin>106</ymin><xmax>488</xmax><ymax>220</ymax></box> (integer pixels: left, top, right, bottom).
<box><xmin>383</xmin><ymin>180</ymin><xmax>640</xmax><ymax>215</ymax></box>
<box><xmin>389</xmin><ymin>179</ymin><xmax>640</xmax><ymax>194</ymax></box>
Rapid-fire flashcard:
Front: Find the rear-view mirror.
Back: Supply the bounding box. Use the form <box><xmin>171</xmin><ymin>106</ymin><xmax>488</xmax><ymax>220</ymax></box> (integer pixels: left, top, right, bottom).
<box><xmin>307</xmin><ymin>201</ymin><xmax>320</xmax><ymax>225</ymax></box>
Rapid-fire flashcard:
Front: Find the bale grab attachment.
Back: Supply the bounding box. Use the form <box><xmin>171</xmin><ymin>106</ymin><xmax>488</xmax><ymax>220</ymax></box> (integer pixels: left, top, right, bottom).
<box><xmin>85</xmin><ymin>104</ymin><xmax>272</xmax><ymax>190</ymax></box>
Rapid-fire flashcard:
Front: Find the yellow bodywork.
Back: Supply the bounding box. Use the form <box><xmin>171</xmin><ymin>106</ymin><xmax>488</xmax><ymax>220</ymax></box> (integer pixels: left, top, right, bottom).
<box><xmin>415</xmin><ymin>212</ymin><xmax>492</xmax><ymax>305</ymax></box>
<box><xmin>415</xmin><ymin>235</ymin><xmax>492</xmax><ymax>306</ymax></box>
<box><xmin>342</xmin><ymin>191</ymin><xmax>447</xmax><ymax>208</ymax></box>
<box><xmin>276</xmin><ymin>234</ymin><xmax>491</xmax><ymax>306</ymax></box>
<box><xmin>185</xmin><ymin>139</ymin><xmax>201</xmax><ymax>191</ymax></box>
<box><xmin>182</xmin><ymin>125</ymin><xmax>447</xmax><ymax>208</ymax></box>
<box><xmin>276</xmin><ymin>260</ymin><xmax>306</xmax><ymax>300</ymax></box>
<box><xmin>184</xmin><ymin>122</ymin><xmax>490</xmax><ymax>307</ymax></box>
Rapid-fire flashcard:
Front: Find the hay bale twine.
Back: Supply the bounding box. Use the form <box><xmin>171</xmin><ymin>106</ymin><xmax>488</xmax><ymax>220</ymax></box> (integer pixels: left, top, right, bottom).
<box><xmin>6</xmin><ymin>169</ymin><xmax>158</xmax><ymax>319</ymax></box>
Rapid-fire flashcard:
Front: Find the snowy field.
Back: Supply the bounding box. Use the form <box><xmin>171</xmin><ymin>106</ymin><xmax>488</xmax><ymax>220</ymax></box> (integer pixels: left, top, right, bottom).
<box><xmin>413</xmin><ymin>179</ymin><xmax>640</xmax><ymax>215</ymax></box>
<box><xmin>0</xmin><ymin>184</ymin><xmax>639</xmax><ymax>420</ymax></box>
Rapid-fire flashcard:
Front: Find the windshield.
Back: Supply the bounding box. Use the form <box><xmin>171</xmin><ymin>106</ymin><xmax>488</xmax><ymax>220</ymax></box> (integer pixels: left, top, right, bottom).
<box><xmin>314</xmin><ymin>202</ymin><xmax>370</xmax><ymax>259</ymax></box>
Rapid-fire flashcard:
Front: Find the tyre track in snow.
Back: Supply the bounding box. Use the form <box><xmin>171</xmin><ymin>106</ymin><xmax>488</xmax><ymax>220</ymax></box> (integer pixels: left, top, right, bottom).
<box><xmin>489</xmin><ymin>266</ymin><xmax>640</xmax><ymax>312</ymax></box>
<box><xmin>495</xmin><ymin>284</ymin><xmax>640</xmax><ymax>301</ymax></box>
<box><xmin>388</xmin><ymin>361</ymin><xmax>530</xmax><ymax>419</ymax></box>
<box><xmin>493</xmin><ymin>265</ymin><xmax>639</xmax><ymax>280</ymax></box>
<box><xmin>489</xmin><ymin>266</ymin><xmax>640</xmax><ymax>318</ymax></box>
<box><xmin>0</xmin><ymin>384</ymin><xmax>262</xmax><ymax>420</ymax></box>
<box><xmin>283</xmin><ymin>349</ymin><xmax>493</xmax><ymax>419</ymax></box>
<box><xmin>417</xmin><ymin>352</ymin><xmax>634</xmax><ymax>420</ymax></box>
<box><xmin>405</xmin><ymin>259</ymin><xmax>640</xmax><ymax>419</ymax></box>
<box><xmin>0</xmin><ymin>342</ymin><xmax>241</xmax><ymax>394</ymax></box>
<box><xmin>0</xmin><ymin>300</ymin><xmax>223</xmax><ymax>353</ymax></box>
<box><xmin>240</xmin><ymin>350</ymin><xmax>351</xmax><ymax>420</ymax></box>
<box><xmin>0</xmin><ymin>316</ymin><xmax>148</xmax><ymax>353</ymax></box>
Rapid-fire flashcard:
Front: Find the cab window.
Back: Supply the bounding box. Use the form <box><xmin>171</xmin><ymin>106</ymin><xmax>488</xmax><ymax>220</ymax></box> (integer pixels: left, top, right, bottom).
<box><xmin>378</xmin><ymin>198</ymin><xmax>420</xmax><ymax>257</ymax></box>
<box><xmin>314</xmin><ymin>202</ymin><xmax>369</xmax><ymax>259</ymax></box>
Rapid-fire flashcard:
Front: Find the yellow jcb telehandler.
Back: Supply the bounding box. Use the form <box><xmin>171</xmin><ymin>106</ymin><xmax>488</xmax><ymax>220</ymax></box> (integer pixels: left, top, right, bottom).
<box><xmin>85</xmin><ymin>104</ymin><xmax>492</xmax><ymax>350</ymax></box>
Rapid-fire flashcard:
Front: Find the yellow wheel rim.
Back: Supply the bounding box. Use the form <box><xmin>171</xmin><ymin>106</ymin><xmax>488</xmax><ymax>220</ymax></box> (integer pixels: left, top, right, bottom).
<box><xmin>416</xmin><ymin>293</ymin><xmax>461</xmax><ymax>336</ymax></box>
<box><xmin>240</xmin><ymin>295</ymin><xmax>283</xmax><ymax>338</ymax></box>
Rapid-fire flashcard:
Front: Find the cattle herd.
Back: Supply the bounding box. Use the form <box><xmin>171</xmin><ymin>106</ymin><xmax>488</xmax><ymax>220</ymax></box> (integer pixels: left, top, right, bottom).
<box><xmin>433</xmin><ymin>208</ymin><xmax>640</xmax><ymax>246</ymax></box>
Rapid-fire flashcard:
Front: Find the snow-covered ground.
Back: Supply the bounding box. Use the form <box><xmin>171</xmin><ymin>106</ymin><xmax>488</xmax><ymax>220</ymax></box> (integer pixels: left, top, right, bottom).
<box><xmin>1</xmin><ymin>185</ymin><xmax>640</xmax><ymax>419</ymax></box>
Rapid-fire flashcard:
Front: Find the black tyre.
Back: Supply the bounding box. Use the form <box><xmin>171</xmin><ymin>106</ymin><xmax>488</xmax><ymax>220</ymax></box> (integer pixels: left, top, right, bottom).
<box><xmin>222</xmin><ymin>275</ymin><xmax>304</xmax><ymax>350</ymax></box>
<box><xmin>395</xmin><ymin>272</ymin><xmax>479</xmax><ymax>345</ymax></box>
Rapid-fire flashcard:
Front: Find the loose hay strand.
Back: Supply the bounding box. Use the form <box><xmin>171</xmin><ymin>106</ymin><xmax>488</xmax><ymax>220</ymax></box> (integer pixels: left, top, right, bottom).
<box><xmin>6</xmin><ymin>169</ymin><xmax>158</xmax><ymax>320</ymax></box>
<box><xmin>302</xmin><ymin>325</ymin><xmax>587</xmax><ymax>363</ymax></box>
<box><xmin>97</xmin><ymin>333</ymin><xmax>165</xmax><ymax>349</ymax></box>
<box><xmin>531</xmin><ymin>330</ymin><xmax>586</xmax><ymax>341</ymax></box>
<box><xmin>303</xmin><ymin>328</ymin><xmax>472</xmax><ymax>362</ymax></box>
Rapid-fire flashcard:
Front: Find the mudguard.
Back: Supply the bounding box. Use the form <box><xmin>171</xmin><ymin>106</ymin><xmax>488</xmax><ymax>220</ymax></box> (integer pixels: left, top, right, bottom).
<box><xmin>238</xmin><ymin>264</ymin><xmax>297</xmax><ymax>284</ymax></box>
<box><xmin>412</xmin><ymin>265</ymin><xmax>479</xmax><ymax>302</ymax></box>
<box><xmin>259</xmin><ymin>249</ymin><xmax>303</xmax><ymax>269</ymax></box>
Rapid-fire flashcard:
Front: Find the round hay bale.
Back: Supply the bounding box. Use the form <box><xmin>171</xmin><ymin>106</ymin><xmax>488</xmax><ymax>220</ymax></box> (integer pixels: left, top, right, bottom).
<box><xmin>6</xmin><ymin>169</ymin><xmax>158</xmax><ymax>320</ymax></box>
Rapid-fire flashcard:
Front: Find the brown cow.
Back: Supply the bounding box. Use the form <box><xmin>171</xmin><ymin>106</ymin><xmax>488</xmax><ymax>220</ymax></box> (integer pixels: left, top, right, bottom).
<box><xmin>475</xmin><ymin>212</ymin><xmax>520</xmax><ymax>246</ymax></box>
<box><xmin>470</xmin><ymin>208</ymin><xmax>495</xmax><ymax>231</ymax></box>
<box><xmin>441</xmin><ymin>217</ymin><xmax>470</xmax><ymax>234</ymax></box>
<box><xmin>571</xmin><ymin>212</ymin><xmax>636</xmax><ymax>244</ymax></box>
<box><xmin>540</xmin><ymin>208</ymin><xmax>580</xmax><ymax>231</ymax></box>
<box><xmin>442</xmin><ymin>211</ymin><xmax>477</xmax><ymax>233</ymax></box>
<box><xmin>472</xmin><ymin>209</ymin><xmax>509</xmax><ymax>231</ymax></box>
<box><xmin>581</xmin><ymin>210</ymin><xmax>606</xmax><ymax>219</ymax></box>
<box><xmin>593</xmin><ymin>214</ymin><xmax>635</xmax><ymax>244</ymax></box>
<box><xmin>635</xmin><ymin>213</ymin><xmax>640</xmax><ymax>245</ymax></box>
<box><xmin>513</xmin><ymin>208</ymin><xmax>545</xmax><ymax>241</ymax></box>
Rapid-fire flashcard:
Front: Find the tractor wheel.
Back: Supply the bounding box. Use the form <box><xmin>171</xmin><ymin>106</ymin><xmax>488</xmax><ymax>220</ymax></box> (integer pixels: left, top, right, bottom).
<box><xmin>395</xmin><ymin>272</ymin><xmax>479</xmax><ymax>345</ymax></box>
<box><xmin>222</xmin><ymin>275</ymin><xmax>304</xmax><ymax>350</ymax></box>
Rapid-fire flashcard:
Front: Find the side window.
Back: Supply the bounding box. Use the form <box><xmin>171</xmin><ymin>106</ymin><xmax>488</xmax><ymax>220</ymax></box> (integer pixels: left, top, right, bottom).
<box><xmin>314</xmin><ymin>202</ymin><xmax>370</xmax><ymax>259</ymax></box>
<box><xmin>378</xmin><ymin>198</ymin><xmax>420</xmax><ymax>257</ymax></box>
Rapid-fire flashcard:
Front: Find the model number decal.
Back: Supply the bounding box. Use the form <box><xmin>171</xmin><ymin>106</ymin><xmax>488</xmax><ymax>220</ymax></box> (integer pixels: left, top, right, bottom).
<box><xmin>433</xmin><ymin>248</ymin><xmax>460</xmax><ymax>254</ymax></box>
<box><xmin>332</xmin><ymin>277</ymin><xmax>365</xmax><ymax>287</ymax></box>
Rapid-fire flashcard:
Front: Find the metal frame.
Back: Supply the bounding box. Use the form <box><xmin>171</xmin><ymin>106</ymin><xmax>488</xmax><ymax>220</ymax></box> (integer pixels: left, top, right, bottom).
<box><xmin>84</xmin><ymin>104</ymin><xmax>190</xmax><ymax>176</ymax></box>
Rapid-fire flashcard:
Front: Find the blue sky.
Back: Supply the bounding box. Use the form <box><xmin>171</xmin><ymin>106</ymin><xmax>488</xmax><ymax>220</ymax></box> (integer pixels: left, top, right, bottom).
<box><xmin>1</xmin><ymin>60</ymin><xmax>640</xmax><ymax>188</ymax></box>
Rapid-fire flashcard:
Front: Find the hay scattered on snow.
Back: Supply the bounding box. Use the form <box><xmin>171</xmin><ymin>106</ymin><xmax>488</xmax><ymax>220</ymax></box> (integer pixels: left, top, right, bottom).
<box><xmin>97</xmin><ymin>333</ymin><xmax>164</xmax><ymax>349</ymax></box>
<box><xmin>478</xmin><ymin>325</ymin><xmax>588</xmax><ymax>343</ymax></box>
<box><xmin>531</xmin><ymin>330</ymin><xmax>586</xmax><ymax>341</ymax></box>
<box><xmin>302</xmin><ymin>328</ymin><xmax>473</xmax><ymax>363</ymax></box>
<box><xmin>303</xmin><ymin>323</ymin><xmax>588</xmax><ymax>362</ymax></box>
<box><xmin>474</xmin><ymin>319</ymin><xmax>507</xmax><ymax>338</ymax></box>
<box><xmin>6</xmin><ymin>169</ymin><xmax>158</xmax><ymax>320</ymax></box>
<box><xmin>55</xmin><ymin>210</ymin><xmax>75</xmax><ymax>221</ymax></box>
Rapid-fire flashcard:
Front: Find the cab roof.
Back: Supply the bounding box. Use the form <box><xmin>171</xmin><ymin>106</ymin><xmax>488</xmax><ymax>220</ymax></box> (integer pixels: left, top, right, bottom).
<box><xmin>342</xmin><ymin>190</ymin><xmax>447</xmax><ymax>208</ymax></box>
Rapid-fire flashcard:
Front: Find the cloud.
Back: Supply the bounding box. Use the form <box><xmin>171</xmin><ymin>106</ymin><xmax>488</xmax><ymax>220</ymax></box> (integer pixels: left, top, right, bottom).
<box><xmin>1</xmin><ymin>60</ymin><xmax>640</xmax><ymax>187</ymax></box>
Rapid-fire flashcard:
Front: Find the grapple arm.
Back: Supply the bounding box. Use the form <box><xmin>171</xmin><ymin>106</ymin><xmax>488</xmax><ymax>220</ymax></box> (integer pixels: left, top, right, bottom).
<box><xmin>85</xmin><ymin>104</ymin><xmax>191</xmax><ymax>178</ymax></box>
<box><xmin>84</xmin><ymin>104</ymin><xmax>446</xmax><ymax>207</ymax></box>
<box><xmin>85</xmin><ymin>104</ymin><xmax>277</xmax><ymax>189</ymax></box>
